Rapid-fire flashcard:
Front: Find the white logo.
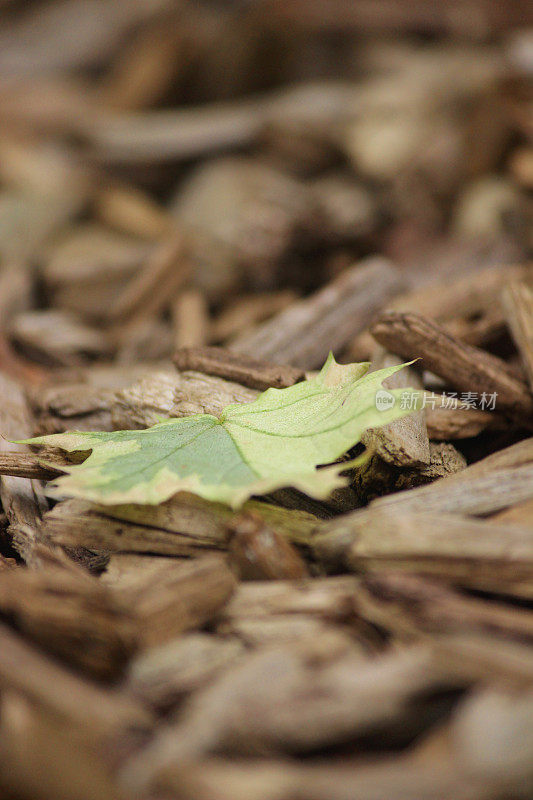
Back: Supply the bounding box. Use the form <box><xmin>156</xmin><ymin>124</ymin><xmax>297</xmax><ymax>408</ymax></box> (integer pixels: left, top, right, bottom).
<box><xmin>375</xmin><ymin>389</ymin><xmax>395</xmax><ymax>411</ymax></box>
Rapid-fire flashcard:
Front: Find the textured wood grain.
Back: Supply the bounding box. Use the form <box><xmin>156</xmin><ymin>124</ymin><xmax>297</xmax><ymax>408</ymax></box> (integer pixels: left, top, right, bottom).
<box><xmin>42</xmin><ymin>494</ymin><xmax>318</xmax><ymax>556</ymax></box>
<box><xmin>174</xmin><ymin>346</ymin><xmax>304</xmax><ymax>391</ymax></box>
<box><xmin>371</xmin><ymin>311</ymin><xmax>533</xmax><ymax>421</ymax></box>
<box><xmin>359</xmin><ymin>572</ymin><xmax>533</xmax><ymax>642</ymax></box>
<box><xmin>0</xmin><ymin>452</ymin><xmax>63</xmax><ymax>480</ymax></box>
<box><xmin>314</xmin><ymin>509</ymin><xmax>533</xmax><ymax>596</ymax></box>
<box><xmin>112</xmin><ymin>370</ymin><xmax>258</xmax><ymax>430</ymax></box>
<box><xmin>371</xmin><ymin>464</ymin><xmax>533</xmax><ymax>517</ymax></box>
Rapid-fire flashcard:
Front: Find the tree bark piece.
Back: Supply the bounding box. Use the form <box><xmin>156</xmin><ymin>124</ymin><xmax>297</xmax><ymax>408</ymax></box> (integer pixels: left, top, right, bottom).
<box><xmin>34</xmin><ymin>367</ymin><xmax>254</xmax><ymax>435</ymax></box>
<box><xmin>125</xmin><ymin>555</ymin><xmax>236</xmax><ymax>650</ymax></box>
<box><xmin>359</xmin><ymin>572</ymin><xmax>533</xmax><ymax>643</ymax></box>
<box><xmin>312</xmin><ymin>437</ymin><xmax>533</xmax><ymax>571</ymax></box>
<box><xmin>354</xmin><ymin>442</ymin><xmax>465</xmax><ymax>504</ymax></box>
<box><xmin>173</xmin><ymin>346</ymin><xmax>305</xmax><ymax>391</ymax></box>
<box><xmin>0</xmin><ymin>452</ymin><xmax>63</xmax><ymax>481</ymax></box>
<box><xmin>42</xmin><ymin>494</ymin><xmax>318</xmax><ymax>556</ymax></box>
<box><xmin>0</xmin><ymin>372</ymin><xmax>49</xmax><ymax>563</ymax></box>
<box><xmin>0</xmin><ymin>561</ymin><xmax>136</xmax><ymax>680</ymax></box>
<box><xmin>388</xmin><ymin>263</ymin><xmax>531</xmax><ymax>348</ymax></box>
<box><xmin>0</xmin><ymin>622</ymin><xmax>151</xmax><ymax>738</ymax></box>
<box><xmin>361</xmin><ymin>349</ymin><xmax>430</xmax><ymax>467</ymax></box>
<box><xmin>502</xmin><ymin>280</ymin><xmax>533</xmax><ymax>391</ymax></box>
<box><xmin>359</xmin><ymin>437</ymin><xmax>533</xmax><ymax>518</ymax></box>
<box><xmin>112</xmin><ymin>370</ymin><xmax>258</xmax><ymax>430</ymax></box>
<box><xmin>425</xmin><ymin>400</ymin><xmax>507</xmax><ymax>440</ymax></box>
<box><xmin>371</xmin><ymin>464</ymin><xmax>533</xmax><ymax>517</ymax></box>
<box><xmin>9</xmin><ymin>309</ymin><xmax>111</xmax><ymax>367</ymax></box>
<box><xmin>453</xmin><ymin>436</ymin><xmax>533</xmax><ymax>478</ymax></box>
<box><xmin>31</xmin><ymin>380</ymin><xmax>120</xmax><ymax>434</ymax></box>
<box><xmin>231</xmin><ymin>258</ymin><xmax>404</xmax><ymax>369</ymax></box>
<box><xmin>314</xmin><ymin>510</ymin><xmax>533</xmax><ymax>597</ymax></box>
<box><xmin>370</xmin><ymin>311</ymin><xmax>533</xmax><ymax>421</ymax></box>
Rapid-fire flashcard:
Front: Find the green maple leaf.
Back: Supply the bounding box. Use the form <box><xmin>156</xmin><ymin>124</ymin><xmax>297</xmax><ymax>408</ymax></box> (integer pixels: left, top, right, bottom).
<box><xmin>20</xmin><ymin>355</ymin><xmax>415</xmax><ymax>509</ymax></box>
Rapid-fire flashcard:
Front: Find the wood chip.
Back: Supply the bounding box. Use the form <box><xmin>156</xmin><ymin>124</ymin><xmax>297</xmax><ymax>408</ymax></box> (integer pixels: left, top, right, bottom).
<box><xmin>371</xmin><ymin>463</ymin><xmax>533</xmax><ymax>518</ymax></box>
<box><xmin>111</xmin><ymin>370</ymin><xmax>258</xmax><ymax>429</ymax></box>
<box><xmin>314</xmin><ymin>510</ymin><xmax>533</xmax><ymax>596</ymax></box>
<box><xmin>354</xmin><ymin>441</ymin><xmax>466</xmax><ymax>504</ymax></box>
<box><xmin>0</xmin><ymin>560</ymin><xmax>136</xmax><ymax>680</ymax></box>
<box><xmin>10</xmin><ymin>309</ymin><xmax>111</xmax><ymax>367</ymax></box>
<box><xmin>502</xmin><ymin>279</ymin><xmax>533</xmax><ymax>391</ymax></box>
<box><xmin>42</xmin><ymin>494</ymin><xmax>318</xmax><ymax>556</ymax></box>
<box><xmin>361</xmin><ymin>348</ymin><xmax>430</xmax><ymax>467</ymax></box>
<box><xmin>124</xmin><ymin>555</ymin><xmax>236</xmax><ymax>650</ymax></box>
<box><xmin>0</xmin><ymin>372</ymin><xmax>48</xmax><ymax>563</ymax></box>
<box><xmin>0</xmin><ymin>622</ymin><xmax>151</xmax><ymax>738</ymax></box>
<box><xmin>390</xmin><ymin>263</ymin><xmax>530</xmax><ymax>340</ymax></box>
<box><xmin>359</xmin><ymin>572</ymin><xmax>533</xmax><ymax>643</ymax></box>
<box><xmin>173</xmin><ymin>346</ymin><xmax>305</xmax><ymax>391</ymax></box>
<box><xmin>425</xmin><ymin>399</ymin><xmax>507</xmax><ymax>439</ymax></box>
<box><xmin>0</xmin><ymin>453</ymin><xmax>62</xmax><ymax>481</ymax></box>
<box><xmin>370</xmin><ymin>310</ymin><xmax>533</xmax><ymax>421</ymax></box>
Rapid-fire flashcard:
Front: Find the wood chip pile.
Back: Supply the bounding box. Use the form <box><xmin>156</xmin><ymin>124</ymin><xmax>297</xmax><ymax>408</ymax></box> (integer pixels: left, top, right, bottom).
<box><xmin>0</xmin><ymin>2</ymin><xmax>532</xmax><ymax>798</ymax></box>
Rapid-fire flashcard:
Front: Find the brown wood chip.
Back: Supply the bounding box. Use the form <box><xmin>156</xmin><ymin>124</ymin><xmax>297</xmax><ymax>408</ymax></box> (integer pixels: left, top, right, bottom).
<box><xmin>174</xmin><ymin>346</ymin><xmax>305</xmax><ymax>391</ymax></box>
<box><xmin>370</xmin><ymin>310</ymin><xmax>533</xmax><ymax>421</ymax></box>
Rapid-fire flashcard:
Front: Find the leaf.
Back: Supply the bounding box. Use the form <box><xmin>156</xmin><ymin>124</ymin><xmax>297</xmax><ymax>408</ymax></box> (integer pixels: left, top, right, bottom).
<box><xmin>20</xmin><ymin>355</ymin><xmax>416</xmax><ymax>509</ymax></box>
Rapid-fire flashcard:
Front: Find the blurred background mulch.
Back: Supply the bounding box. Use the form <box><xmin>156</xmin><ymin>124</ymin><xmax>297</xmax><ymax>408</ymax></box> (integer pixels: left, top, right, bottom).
<box><xmin>0</xmin><ymin>0</ymin><xmax>531</xmax><ymax>377</ymax></box>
